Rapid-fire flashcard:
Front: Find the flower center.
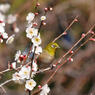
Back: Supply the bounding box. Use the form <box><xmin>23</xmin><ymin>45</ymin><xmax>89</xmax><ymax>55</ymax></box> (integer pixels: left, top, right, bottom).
<box><xmin>35</xmin><ymin>38</ymin><xmax>40</xmax><ymax>42</ymax></box>
<box><xmin>28</xmin><ymin>82</ymin><xmax>32</xmax><ymax>86</ymax></box>
<box><xmin>30</xmin><ymin>30</ymin><xmax>33</xmax><ymax>35</ymax></box>
<box><xmin>24</xmin><ymin>71</ymin><xmax>28</xmax><ymax>75</ymax></box>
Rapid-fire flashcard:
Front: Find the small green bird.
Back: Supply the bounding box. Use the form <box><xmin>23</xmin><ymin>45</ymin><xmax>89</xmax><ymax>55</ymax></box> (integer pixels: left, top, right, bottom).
<box><xmin>38</xmin><ymin>42</ymin><xmax>60</xmax><ymax>68</ymax></box>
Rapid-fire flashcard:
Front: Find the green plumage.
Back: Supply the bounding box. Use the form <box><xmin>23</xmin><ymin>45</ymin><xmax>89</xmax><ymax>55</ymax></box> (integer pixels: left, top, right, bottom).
<box><xmin>38</xmin><ymin>42</ymin><xmax>59</xmax><ymax>68</ymax></box>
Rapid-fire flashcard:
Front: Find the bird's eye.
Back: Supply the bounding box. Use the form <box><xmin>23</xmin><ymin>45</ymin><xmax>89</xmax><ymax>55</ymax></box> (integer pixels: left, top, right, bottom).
<box><xmin>51</xmin><ymin>45</ymin><xmax>56</xmax><ymax>48</ymax></box>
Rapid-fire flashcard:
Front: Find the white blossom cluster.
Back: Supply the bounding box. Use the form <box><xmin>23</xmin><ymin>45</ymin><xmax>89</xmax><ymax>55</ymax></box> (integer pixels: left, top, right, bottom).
<box><xmin>7</xmin><ymin>10</ymin><xmax>50</xmax><ymax>94</ymax></box>
<box><xmin>0</xmin><ymin>3</ymin><xmax>10</xmax><ymax>13</ymax></box>
<box><xmin>40</xmin><ymin>84</ymin><xmax>50</xmax><ymax>95</ymax></box>
<box><xmin>26</xmin><ymin>12</ymin><xmax>43</xmax><ymax>55</ymax></box>
<box><xmin>0</xmin><ymin>3</ymin><xmax>19</xmax><ymax>44</ymax></box>
<box><xmin>12</xmin><ymin>62</ymin><xmax>37</xmax><ymax>90</ymax></box>
<box><xmin>0</xmin><ymin>19</ymin><xmax>8</xmax><ymax>43</ymax></box>
<box><xmin>0</xmin><ymin>4</ymin><xmax>10</xmax><ymax>43</ymax></box>
<box><xmin>11</xmin><ymin>12</ymin><xmax>45</xmax><ymax>92</ymax></box>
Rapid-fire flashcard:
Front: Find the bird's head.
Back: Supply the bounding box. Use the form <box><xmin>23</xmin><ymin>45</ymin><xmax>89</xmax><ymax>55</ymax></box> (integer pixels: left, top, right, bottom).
<box><xmin>49</xmin><ymin>42</ymin><xmax>60</xmax><ymax>49</ymax></box>
<box><xmin>45</xmin><ymin>42</ymin><xmax>60</xmax><ymax>56</ymax></box>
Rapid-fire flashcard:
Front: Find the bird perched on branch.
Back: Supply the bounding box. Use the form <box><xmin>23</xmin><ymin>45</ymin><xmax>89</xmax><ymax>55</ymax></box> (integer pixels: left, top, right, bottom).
<box><xmin>23</xmin><ymin>42</ymin><xmax>59</xmax><ymax>68</ymax></box>
<box><xmin>37</xmin><ymin>42</ymin><xmax>60</xmax><ymax>68</ymax></box>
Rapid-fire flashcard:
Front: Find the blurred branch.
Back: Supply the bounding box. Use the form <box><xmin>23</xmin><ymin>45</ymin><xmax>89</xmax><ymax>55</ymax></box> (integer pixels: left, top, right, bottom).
<box><xmin>52</xmin><ymin>15</ymin><xmax>78</xmax><ymax>42</ymax></box>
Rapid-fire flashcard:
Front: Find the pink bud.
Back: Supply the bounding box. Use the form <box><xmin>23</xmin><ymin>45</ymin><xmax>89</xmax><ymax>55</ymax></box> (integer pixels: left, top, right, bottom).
<box><xmin>0</xmin><ymin>20</ymin><xmax>3</xmax><ymax>23</ymax></box>
<box><xmin>90</xmin><ymin>38</ymin><xmax>95</xmax><ymax>41</ymax></box>
<box><xmin>44</xmin><ymin>8</ymin><xmax>48</xmax><ymax>12</ymax></box>
<box><xmin>89</xmin><ymin>30</ymin><xmax>94</xmax><ymax>34</ymax></box>
<box><xmin>11</xmin><ymin>62</ymin><xmax>16</xmax><ymax>69</ymax></box>
<box><xmin>32</xmin><ymin>69</ymin><xmax>34</xmax><ymax>71</ymax></box>
<box><xmin>36</xmin><ymin>2</ymin><xmax>40</xmax><ymax>6</ymax></box>
<box><xmin>42</xmin><ymin>22</ymin><xmax>46</xmax><ymax>26</ymax></box>
<box><xmin>63</xmin><ymin>32</ymin><xmax>67</xmax><ymax>35</ymax></box>
<box><xmin>68</xmin><ymin>58</ymin><xmax>73</xmax><ymax>62</ymax></box>
<box><xmin>70</xmin><ymin>51</ymin><xmax>74</xmax><ymax>54</ymax></box>
<box><xmin>38</xmin><ymin>85</ymin><xmax>42</xmax><ymax>89</ymax></box>
<box><xmin>81</xmin><ymin>33</ymin><xmax>86</xmax><ymax>38</ymax></box>
<box><xmin>74</xmin><ymin>18</ymin><xmax>78</xmax><ymax>22</ymax></box>
<box><xmin>33</xmin><ymin>23</ymin><xmax>38</xmax><ymax>26</ymax></box>
<box><xmin>35</xmin><ymin>13</ymin><xmax>39</xmax><ymax>16</ymax></box>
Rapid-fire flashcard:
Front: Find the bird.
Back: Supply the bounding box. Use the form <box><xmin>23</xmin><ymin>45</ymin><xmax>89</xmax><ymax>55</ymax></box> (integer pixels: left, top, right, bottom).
<box><xmin>37</xmin><ymin>42</ymin><xmax>60</xmax><ymax>68</ymax></box>
<box><xmin>23</xmin><ymin>42</ymin><xmax>60</xmax><ymax>68</ymax></box>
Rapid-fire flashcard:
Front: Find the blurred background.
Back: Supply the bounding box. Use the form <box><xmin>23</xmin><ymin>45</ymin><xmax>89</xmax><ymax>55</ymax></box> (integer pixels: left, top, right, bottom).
<box><xmin>0</xmin><ymin>0</ymin><xmax>95</xmax><ymax>95</ymax></box>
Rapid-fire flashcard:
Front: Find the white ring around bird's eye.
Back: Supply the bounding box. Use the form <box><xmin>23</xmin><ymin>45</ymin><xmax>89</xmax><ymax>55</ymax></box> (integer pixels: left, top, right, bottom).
<box><xmin>51</xmin><ymin>45</ymin><xmax>55</xmax><ymax>48</ymax></box>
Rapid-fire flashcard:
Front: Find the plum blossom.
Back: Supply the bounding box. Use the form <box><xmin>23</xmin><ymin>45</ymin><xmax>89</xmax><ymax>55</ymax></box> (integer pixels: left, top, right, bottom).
<box><xmin>25</xmin><ymin>79</ymin><xmax>36</xmax><ymax>91</ymax></box>
<box><xmin>32</xmin><ymin>60</ymin><xmax>38</xmax><ymax>72</ymax></box>
<box><xmin>12</xmin><ymin>72</ymin><xmax>22</xmax><ymax>81</ymax></box>
<box><xmin>11</xmin><ymin>62</ymin><xmax>16</xmax><ymax>69</ymax></box>
<box><xmin>40</xmin><ymin>84</ymin><xmax>50</xmax><ymax>95</ymax></box>
<box><xmin>0</xmin><ymin>12</ymin><xmax>5</xmax><ymax>21</ymax></box>
<box><xmin>32</xmin><ymin>34</ymin><xmax>42</xmax><ymax>46</ymax></box>
<box><xmin>7</xmin><ymin>14</ymin><xmax>17</xmax><ymax>24</ymax></box>
<box><xmin>0</xmin><ymin>4</ymin><xmax>10</xmax><ymax>13</ymax></box>
<box><xmin>32</xmin><ymin>45</ymin><xmax>42</xmax><ymax>55</ymax></box>
<box><xmin>19</xmin><ymin>66</ymin><xmax>31</xmax><ymax>79</ymax></box>
<box><xmin>0</xmin><ymin>24</ymin><xmax>5</xmax><ymax>33</ymax></box>
<box><xmin>0</xmin><ymin>32</ymin><xmax>8</xmax><ymax>43</ymax></box>
<box><xmin>15</xmin><ymin>50</ymin><xmax>26</xmax><ymax>63</ymax></box>
<box><xmin>14</xmin><ymin>27</ymin><xmax>20</xmax><ymax>33</ymax></box>
<box><xmin>26</xmin><ymin>27</ymin><xmax>38</xmax><ymax>39</ymax></box>
<box><xmin>26</xmin><ymin>12</ymin><xmax>35</xmax><ymax>23</ymax></box>
<box><xmin>6</xmin><ymin>34</ymin><xmax>15</xmax><ymax>44</ymax></box>
<box><xmin>40</xmin><ymin>16</ymin><xmax>46</xmax><ymax>21</ymax></box>
<box><xmin>15</xmin><ymin>50</ymin><xmax>21</xmax><ymax>62</ymax></box>
<box><xmin>0</xmin><ymin>20</ymin><xmax>5</xmax><ymax>26</ymax></box>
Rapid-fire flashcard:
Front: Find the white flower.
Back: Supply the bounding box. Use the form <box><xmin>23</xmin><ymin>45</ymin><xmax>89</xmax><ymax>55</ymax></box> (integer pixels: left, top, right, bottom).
<box><xmin>0</xmin><ymin>4</ymin><xmax>10</xmax><ymax>13</ymax></box>
<box><xmin>0</xmin><ymin>20</ymin><xmax>5</xmax><ymax>26</ymax></box>
<box><xmin>32</xmin><ymin>60</ymin><xmax>38</xmax><ymax>72</ymax></box>
<box><xmin>32</xmin><ymin>34</ymin><xmax>42</xmax><ymax>46</ymax></box>
<box><xmin>15</xmin><ymin>50</ymin><xmax>21</xmax><ymax>61</ymax></box>
<box><xmin>31</xmin><ymin>72</ymin><xmax>36</xmax><ymax>78</ymax></box>
<box><xmin>40</xmin><ymin>16</ymin><xmax>46</xmax><ymax>21</ymax></box>
<box><xmin>40</xmin><ymin>84</ymin><xmax>50</xmax><ymax>95</ymax></box>
<box><xmin>7</xmin><ymin>14</ymin><xmax>17</xmax><ymax>24</ymax></box>
<box><xmin>2</xmin><ymin>32</ymin><xmax>8</xmax><ymax>39</ymax></box>
<box><xmin>15</xmin><ymin>51</ymin><xmax>26</xmax><ymax>63</ymax></box>
<box><xmin>0</xmin><ymin>25</ymin><xmax>5</xmax><ymax>33</ymax></box>
<box><xmin>35</xmin><ymin>46</ymin><xmax>42</xmax><ymax>54</ymax></box>
<box><xmin>0</xmin><ymin>32</ymin><xmax>8</xmax><ymax>43</ymax></box>
<box><xmin>19</xmin><ymin>66</ymin><xmax>31</xmax><ymax>79</ymax></box>
<box><xmin>6</xmin><ymin>34</ymin><xmax>15</xmax><ymax>44</ymax></box>
<box><xmin>26</xmin><ymin>12</ymin><xmax>35</xmax><ymax>23</ymax></box>
<box><xmin>26</xmin><ymin>27</ymin><xmax>38</xmax><ymax>39</ymax></box>
<box><xmin>0</xmin><ymin>12</ymin><xmax>5</xmax><ymax>21</ymax></box>
<box><xmin>11</xmin><ymin>62</ymin><xmax>16</xmax><ymax>69</ymax></box>
<box><xmin>12</xmin><ymin>72</ymin><xmax>21</xmax><ymax>81</ymax></box>
<box><xmin>25</xmin><ymin>79</ymin><xmax>36</xmax><ymax>91</ymax></box>
<box><xmin>14</xmin><ymin>27</ymin><xmax>19</xmax><ymax>33</ymax></box>
<box><xmin>32</xmin><ymin>45</ymin><xmax>42</xmax><ymax>55</ymax></box>
<box><xmin>27</xmin><ymin>23</ymin><xmax>33</xmax><ymax>28</ymax></box>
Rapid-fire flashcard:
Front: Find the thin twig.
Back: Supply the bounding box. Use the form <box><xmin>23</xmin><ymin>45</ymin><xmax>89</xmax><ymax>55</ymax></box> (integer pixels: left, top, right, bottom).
<box><xmin>32</xmin><ymin>27</ymin><xmax>95</xmax><ymax>95</ymax></box>
<box><xmin>0</xmin><ymin>79</ymin><xmax>12</xmax><ymax>87</ymax></box>
<box><xmin>0</xmin><ymin>86</ymin><xmax>6</xmax><ymax>94</ymax></box>
<box><xmin>52</xmin><ymin>15</ymin><xmax>78</xmax><ymax>42</ymax></box>
<box><xmin>0</xmin><ymin>69</ymin><xmax>10</xmax><ymax>74</ymax></box>
<box><xmin>57</xmin><ymin>24</ymin><xmax>95</xmax><ymax>64</ymax></box>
